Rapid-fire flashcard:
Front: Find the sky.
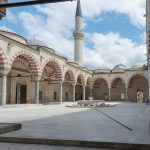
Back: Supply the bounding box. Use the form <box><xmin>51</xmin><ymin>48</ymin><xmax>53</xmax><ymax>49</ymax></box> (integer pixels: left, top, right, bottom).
<box><xmin>0</xmin><ymin>0</ymin><xmax>147</xmax><ymax>70</ymax></box>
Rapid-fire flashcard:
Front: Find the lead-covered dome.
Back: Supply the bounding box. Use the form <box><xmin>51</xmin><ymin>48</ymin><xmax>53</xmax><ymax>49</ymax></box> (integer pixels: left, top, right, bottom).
<box><xmin>0</xmin><ymin>25</ymin><xmax>27</xmax><ymax>44</ymax></box>
<box><xmin>27</xmin><ymin>38</ymin><xmax>47</xmax><ymax>47</ymax></box>
<box><xmin>113</xmin><ymin>63</ymin><xmax>126</xmax><ymax>69</ymax></box>
<box><xmin>131</xmin><ymin>63</ymin><xmax>147</xmax><ymax>70</ymax></box>
<box><xmin>94</xmin><ymin>66</ymin><xmax>111</xmax><ymax>73</ymax></box>
<box><xmin>112</xmin><ymin>63</ymin><xmax>126</xmax><ymax>73</ymax></box>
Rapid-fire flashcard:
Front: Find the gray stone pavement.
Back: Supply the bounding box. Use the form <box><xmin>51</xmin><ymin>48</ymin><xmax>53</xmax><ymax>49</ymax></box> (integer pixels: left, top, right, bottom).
<box><xmin>0</xmin><ymin>142</ymin><xmax>112</xmax><ymax>150</ymax></box>
<box><xmin>0</xmin><ymin>102</ymin><xmax>150</xmax><ymax>145</ymax></box>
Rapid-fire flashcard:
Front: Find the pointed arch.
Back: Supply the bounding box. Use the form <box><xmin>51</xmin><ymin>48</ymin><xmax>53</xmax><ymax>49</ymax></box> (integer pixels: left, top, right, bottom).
<box><xmin>86</xmin><ymin>76</ymin><xmax>93</xmax><ymax>87</ymax></box>
<box><xmin>9</xmin><ymin>51</ymin><xmax>40</xmax><ymax>76</ymax></box>
<box><xmin>93</xmin><ymin>77</ymin><xmax>109</xmax><ymax>100</ymax></box>
<box><xmin>41</xmin><ymin>58</ymin><xmax>63</xmax><ymax>80</ymax></box>
<box><xmin>127</xmin><ymin>73</ymin><xmax>148</xmax><ymax>87</ymax></box>
<box><xmin>64</xmin><ymin>69</ymin><xmax>75</xmax><ymax>85</ymax></box>
<box><xmin>93</xmin><ymin>76</ymin><xmax>108</xmax><ymax>87</ymax></box>
<box><xmin>76</xmin><ymin>74</ymin><xmax>85</xmax><ymax>86</ymax></box>
<box><xmin>0</xmin><ymin>47</ymin><xmax>9</xmax><ymax>74</ymax></box>
<box><xmin>111</xmin><ymin>76</ymin><xmax>126</xmax><ymax>101</ymax></box>
<box><xmin>128</xmin><ymin>73</ymin><xmax>148</xmax><ymax>102</ymax></box>
<box><xmin>111</xmin><ymin>76</ymin><xmax>126</xmax><ymax>88</ymax></box>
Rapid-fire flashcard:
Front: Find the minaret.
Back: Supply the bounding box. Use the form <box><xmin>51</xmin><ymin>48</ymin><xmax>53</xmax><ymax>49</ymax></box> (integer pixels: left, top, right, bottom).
<box><xmin>73</xmin><ymin>0</ymin><xmax>84</xmax><ymax>66</ymax></box>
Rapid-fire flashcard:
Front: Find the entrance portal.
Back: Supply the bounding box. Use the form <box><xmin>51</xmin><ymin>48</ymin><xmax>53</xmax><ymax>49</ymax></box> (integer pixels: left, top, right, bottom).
<box><xmin>16</xmin><ymin>84</ymin><xmax>27</xmax><ymax>104</ymax></box>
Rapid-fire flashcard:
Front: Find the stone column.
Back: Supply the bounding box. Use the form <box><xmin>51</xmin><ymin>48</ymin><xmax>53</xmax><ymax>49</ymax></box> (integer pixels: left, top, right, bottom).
<box><xmin>59</xmin><ymin>81</ymin><xmax>63</xmax><ymax>104</ymax></box>
<box><xmin>89</xmin><ymin>86</ymin><xmax>93</xmax><ymax>98</ymax></box>
<box><xmin>125</xmin><ymin>86</ymin><xmax>128</xmax><ymax>101</ymax></box>
<box><xmin>35</xmin><ymin>80</ymin><xmax>40</xmax><ymax>104</ymax></box>
<box><xmin>72</xmin><ymin>84</ymin><xmax>75</xmax><ymax>102</ymax></box>
<box><xmin>83</xmin><ymin>86</ymin><xmax>85</xmax><ymax>100</ymax></box>
<box><xmin>108</xmin><ymin>87</ymin><xmax>111</xmax><ymax>101</ymax></box>
<box><xmin>1</xmin><ymin>75</ymin><xmax>7</xmax><ymax>106</ymax></box>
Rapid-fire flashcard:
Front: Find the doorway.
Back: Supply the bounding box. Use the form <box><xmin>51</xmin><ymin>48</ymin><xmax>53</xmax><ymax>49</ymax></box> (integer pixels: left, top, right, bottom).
<box><xmin>16</xmin><ymin>84</ymin><xmax>27</xmax><ymax>104</ymax></box>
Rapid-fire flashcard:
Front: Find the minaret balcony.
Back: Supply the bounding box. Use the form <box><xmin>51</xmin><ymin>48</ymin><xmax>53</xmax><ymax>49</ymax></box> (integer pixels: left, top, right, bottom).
<box><xmin>73</xmin><ymin>31</ymin><xmax>84</xmax><ymax>39</ymax></box>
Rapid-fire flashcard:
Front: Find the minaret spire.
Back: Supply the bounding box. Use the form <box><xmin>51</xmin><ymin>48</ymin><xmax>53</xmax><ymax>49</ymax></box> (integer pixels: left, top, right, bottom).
<box><xmin>73</xmin><ymin>0</ymin><xmax>84</xmax><ymax>66</ymax></box>
<box><xmin>76</xmin><ymin>0</ymin><xmax>82</xmax><ymax>17</ymax></box>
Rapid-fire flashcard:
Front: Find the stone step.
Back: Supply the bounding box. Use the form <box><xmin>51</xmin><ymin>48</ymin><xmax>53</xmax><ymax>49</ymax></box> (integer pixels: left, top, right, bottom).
<box><xmin>0</xmin><ymin>136</ymin><xmax>149</xmax><ymax>150</ymax></box>
<box><xmin>0</xmin><ymin>123</ymin><xmax>22</xmax><ymax>134</ymax></box>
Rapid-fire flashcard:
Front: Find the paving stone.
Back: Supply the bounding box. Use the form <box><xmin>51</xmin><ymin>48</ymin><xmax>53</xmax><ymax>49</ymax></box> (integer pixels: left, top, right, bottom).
<box><xmin>0</xmin><ymin>102</ymin><xmax>149</xmax><ymax>146</ymax></box>
<box><xmin>0</xmin><ymin>142</ymin><xmax>113</xmax><ymax>150</ymax></box>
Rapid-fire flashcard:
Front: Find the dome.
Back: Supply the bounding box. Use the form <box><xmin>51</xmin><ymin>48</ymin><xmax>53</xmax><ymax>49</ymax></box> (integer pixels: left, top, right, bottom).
<box><xmin>0</xmin><ymin>25</ymin><xmax>27</xmax><ymax>44</ymax></box>
<box><xmin>95</xmin><ymin>66</ymin><xmax>110</xmax><ymax>70</ymax></box>
<box><xmin>0</xmin><ymin>25</ymin><xmax>16</xmax><ymax>34</ymax></box>
<box><xmin>131</xmin><ymin>63</ymin><xmax>147</xmax><ymax>70</ymax></box>
<box><xmin>113</xmin><ymin>64</ymin><xmax>126</xmax><ymax>69</ymax></box>
<box><xmin>27</xmin><ymin>38</ymin><xmax>47</xmax><ymax>47</ymax></box>
<box><xmin>94</xmin><ymin>65</ymin><xmax>111</xmax><ymax>73</ymax></box>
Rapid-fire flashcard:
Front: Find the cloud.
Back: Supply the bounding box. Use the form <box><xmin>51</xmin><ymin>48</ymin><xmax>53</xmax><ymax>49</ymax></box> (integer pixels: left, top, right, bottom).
<box><xmin>18</xmin><ymin>11</ymin><xmax>74</xmax><ymax>59</ymax></box>
<box><xmin>16</xmin><ymin>0</ymin><xmax>146</xmax><ymax>70</ymax></box>
<box><xmin>84</xmin><ymin>32</ymin><xmax>146</xmax><ymax>69</ymax></box>
<box><xmin>6</xmin><ymin>10</ymin><xmax>17</xmax><ymax>24</ymax></box>
<box><xmin>81</xmin><ymin>0</ymin><xmax>146</xmax><ymax>27</ymax></box>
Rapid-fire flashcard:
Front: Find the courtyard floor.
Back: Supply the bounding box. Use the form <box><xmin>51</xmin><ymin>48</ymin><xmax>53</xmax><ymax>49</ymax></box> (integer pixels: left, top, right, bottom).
<box><xmin>0</xmin><ymin>102</ymin><xmax>150</xmax><ymax>149</ymax></box>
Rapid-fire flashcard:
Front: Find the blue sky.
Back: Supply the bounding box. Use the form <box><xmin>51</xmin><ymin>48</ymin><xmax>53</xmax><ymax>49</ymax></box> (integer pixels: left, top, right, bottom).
<box><xmin>0</xmin><ymin>0</ymin><xmax>147</xmax><ymax>69</ymax></box>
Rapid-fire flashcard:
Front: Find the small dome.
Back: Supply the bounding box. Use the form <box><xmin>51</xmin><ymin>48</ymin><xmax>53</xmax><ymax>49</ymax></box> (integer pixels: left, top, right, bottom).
<box><xmin>113</xmin><ymin>64</ymin><xmax>126</xmax><ymax>69</ymax></box>
<box><xmin>131</xmin><ymin>63</ymin><xmax>147</xmax><ymax>70</ymax></box>
<box><xmin>95</xmin><ymin>66</ymin><xmax>110</xmax><ymax>70</ymax></box>
<box><xmin>94</xmin><ymin>66</ymin><xmax>111</xmax><ymax>73</ymax></box>
<box><xmin>0</xmin><ymin>25</ymin><xmax>26</xmax><ymax>44</ymax></box>
<box><xmin>0</xmin><ymin>25</ymin><xmax>16</xmax><ymax>34</ymax></box>
<box><xmin>27</xmin><ymin>38</ymin><xmax>47</xmax><ymax>47</ymax></box>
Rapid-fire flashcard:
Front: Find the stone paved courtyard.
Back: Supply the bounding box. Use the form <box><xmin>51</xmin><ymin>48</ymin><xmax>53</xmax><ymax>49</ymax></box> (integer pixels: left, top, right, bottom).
<box><xmin>0</xmin><ymin>142</ymin><xmax>112</xmax><ymax>150</ymax></box>
<box><xmin>0</xmin><ymin>102</ymin><xmax>150</xmax><ymax>149</ymax></box>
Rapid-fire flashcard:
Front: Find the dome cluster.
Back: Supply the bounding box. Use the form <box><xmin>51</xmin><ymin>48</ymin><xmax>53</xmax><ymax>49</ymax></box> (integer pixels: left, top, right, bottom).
<box><xmin>0</xmin><ymin>26</ymin><xmax>27</xmax><ymax>44</ymax></box>
<box><xmin>0</xmin><ymin>26</ymin><xmax>148</xmax><ymax>73</ymax></box>
<box><xmin>94</xmin><ymin>63</ymin><xmax>147</xmax><ymax>73</ymax></box>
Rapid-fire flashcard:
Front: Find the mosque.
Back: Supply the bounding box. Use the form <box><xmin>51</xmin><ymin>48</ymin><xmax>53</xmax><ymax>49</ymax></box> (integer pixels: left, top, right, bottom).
<box><xmin>0</xmin><ymin>0</ymin><xmax>149</xmax><ymax>106</ymax></box>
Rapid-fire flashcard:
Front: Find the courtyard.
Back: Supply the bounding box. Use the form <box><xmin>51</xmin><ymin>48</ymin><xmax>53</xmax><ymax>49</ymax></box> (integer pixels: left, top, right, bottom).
<box><xmin>0</xmin><ymin>102</ymin><xmax>150</xmax><ymax>149</ymax></box>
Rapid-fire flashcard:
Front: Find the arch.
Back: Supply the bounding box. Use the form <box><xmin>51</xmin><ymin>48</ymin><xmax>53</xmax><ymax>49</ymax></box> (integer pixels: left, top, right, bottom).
<box><xmin>86</xmin><ymin>76</ymin><xmax>93</xmax><ymax>87</ymax></box>
<box><xmin>93</xmin><ymin>77</ymin><xmax>109</xmax><ymax>100</ymax></box>
<box><xmin>9</xmin><ymin>51</ymin><xmax>40</xmax><ymax>76</ymax></box>
<box><xmin>128</xmin><ymin>73</ymin><xmax>148</xmax><ymax>102</ymax></box>
<box><xmin>93</xmin><ymin>76</ymin><xmax>108</xmax><ymax>87</ymax></box>
<box><xmin>111</xmin><ymin>76</ymin><xmax>126</xmax><ymax>88</ymax></box>
<box><xmin>0</xmin><ymin>47</ymin><xmax>9</xmax><ymax>74</ymax></box>
<box><xmin>111</xmin><ymin>77</ymin><xmax>126</xmax><ymax>101</ymax></box>
<box><xmin>64</xmin><ymin>69</ymin><xmax>75</xmax><ymax>84</ymax></box>
<box><xmin>127</xmin><ymin>73</ymin><xmax>148</xmax><ymax>87</ymax></box>
<box><xmin>76</xmin><ymin>74</ymin><xmax>85</xmax><ymax>86</ymax></box>
<box><xmin>41</xmin><ymin>58</ymin><xmax>63</xmax><ymax>80</ymax></box>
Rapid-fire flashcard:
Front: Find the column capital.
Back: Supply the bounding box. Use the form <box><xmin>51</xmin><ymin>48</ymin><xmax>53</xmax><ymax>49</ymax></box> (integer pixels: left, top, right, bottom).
<box><xmin>72</xmin><ymin>84</ymin><xmax>76</xmax><ymax>87</ymax></box>
<box><xmin>59</xmin><ymin>81</ymin><xmax>63</xmax><ymax>85</ymax></box>
<box><xmin>32</xmin><ymin>75</ymin><xmax>42</xmax><ymax>81</ymax></box>
<box><xmin>82</xmin><ymin>85</ymin><xmax>86</xmax><ymax>88</ymax></box>
<box><xmin>89</xmin><ymin>86</ymin><xmax>93</xmax><ymax>89</ymax></box>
